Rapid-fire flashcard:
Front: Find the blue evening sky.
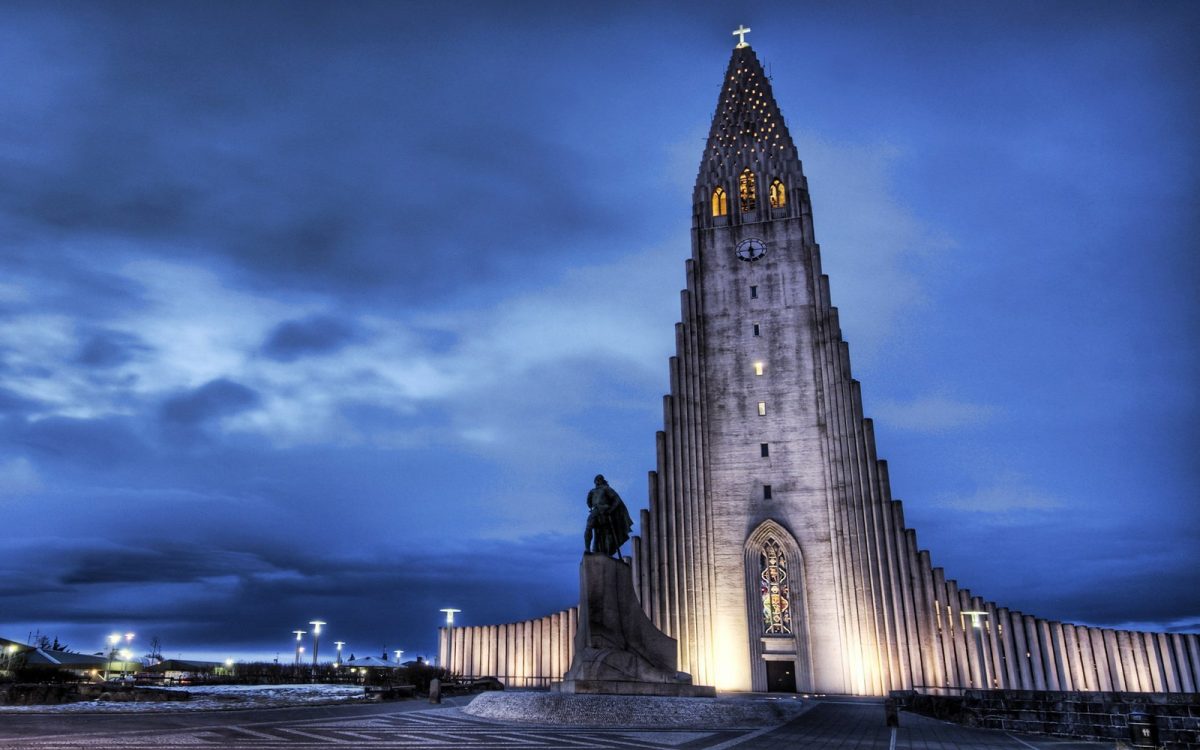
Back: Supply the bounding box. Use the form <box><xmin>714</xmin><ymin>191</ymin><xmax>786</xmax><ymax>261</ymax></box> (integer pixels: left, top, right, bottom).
<box><xmin>1</xmin><ymin>0</ymin><xmax>1196</xmax><ymax>663</ymax></box>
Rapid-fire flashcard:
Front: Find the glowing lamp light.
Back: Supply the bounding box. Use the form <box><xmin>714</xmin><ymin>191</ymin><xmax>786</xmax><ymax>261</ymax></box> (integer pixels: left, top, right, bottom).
<box><xmin>308</xmin><ymin>620</ymin><xmax>325</xmax><ymax>634</ymax></box>
<box><xmin>439</xmin><ymin>608</ymin><xmax>461</xmax><ymax>625</ymax></box>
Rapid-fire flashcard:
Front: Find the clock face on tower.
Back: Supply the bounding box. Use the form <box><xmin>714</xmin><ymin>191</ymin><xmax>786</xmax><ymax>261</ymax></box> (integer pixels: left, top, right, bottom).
<box><xmin>735</xmin><ymin>237</ymin><xmax>767</xmax><ymax>262</ymax></box>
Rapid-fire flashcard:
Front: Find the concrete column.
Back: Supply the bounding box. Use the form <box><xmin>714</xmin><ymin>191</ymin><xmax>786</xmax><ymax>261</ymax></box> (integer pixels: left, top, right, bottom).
<box><xmin>1062</xmin><ymin>624</ymin><xmax>1084</xmax><ymax>690</ymax></box>
<box><xmin>1075</xmin><ymin>627</ymin><xmax>1098</xmax><ymax>691</ymax></box>
<box><xmin>957</xmin><ymin>588</ymin><xmax>982</xmax><ymax>688</ymax></box>
<box><xmin>1170</xmin><ymin>634</ymin><xmax>1194</xmax><ymax>692</ymax></box>
<box><xmin>1051</xmin><ymin>622</ymin><xmax>1071</xmax><ymax>691</ymax></box>
<box><xmin>895</xmin><ymin>522</ymin><xmax>924</xmax><ymax>688</ymax></box>
<box><xmin>1140</xmin><ymin>631</ymin><xmax>1163</xmax><ymax>692</ymax></box>
<box><xmin>1085</xmin><ymin>629</ymin><xmax>1109</xmax><ymax>691</ymax></box>
<box><xmin>1038</xmin><ymin>620</ymin><xmax>1059</xmax><ymax>690</ymax></box>
<box><xmin>984</xmin><ymin>601</ymin><xmax>1005</xmax><ymax>689</ymax></box>
<box><xmin>1010</xmin><ymin>612</ymin><xmax>1032</xmax><ymax>689</ymax></box>
<box><xmin>1023</xmin><ymin>616</ymin><xmax>1046</xmax><ymax>690</ymax></box>
<box><xmin>549</xmin><ymin>613</ymin><xmax>560</xmax><ymax>679</ymax></box>
<box><xmin>1101</xmin><ymin>629</ymin><xmax>1123</xmax><ymax>691</ymax></box>
<box><xmin>995</xmin><ymin>607</ymin><xmax>1018</xmax><ymax>688</ymax></box>
<box><xmin>944</xmin><ymin>579</ymin><xmax>970</xmax><ymax>688</ymax></box>
<box><xmin>1157</xmin><ymin>632</ymin><xmax>1180</xmax><ymax>692</ymax></box>
<box><xmin>931</xmin><ymin>568</ymin><xmax>957</xmax><ymax>687</ymax></box>
<box><xmin>1116</xmin><ymin>631</ymin><xmax>1139</xmax><ymax>691</ymax></box>
<box><xmin>917</xmin><ymin>550</ymin><xmax>945</xmax><ymax>687</ymax></box>
<box><xmin>1185</xmin><ymin>633</ymin><xmax>1200</xmax><ymax>692</ymax></box>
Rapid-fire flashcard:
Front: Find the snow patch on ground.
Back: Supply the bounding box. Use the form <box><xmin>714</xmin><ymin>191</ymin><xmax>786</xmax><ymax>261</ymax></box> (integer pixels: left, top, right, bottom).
<box><xmin>0</xmin><ymin>684</ymin><xmax>366</xmax><ymax>713</ymax></box>
<box><xmin>464</xmin><ymin>692</ymin><xmax>811</xmax><ymax>727</ymax></box>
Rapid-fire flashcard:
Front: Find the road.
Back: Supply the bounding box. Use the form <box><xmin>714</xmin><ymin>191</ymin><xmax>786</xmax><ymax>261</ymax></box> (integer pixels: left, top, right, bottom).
<box><xmin>0</xmin><ymin>695</ymin><xmax>1113</xmax><ymax>749</ymax></box>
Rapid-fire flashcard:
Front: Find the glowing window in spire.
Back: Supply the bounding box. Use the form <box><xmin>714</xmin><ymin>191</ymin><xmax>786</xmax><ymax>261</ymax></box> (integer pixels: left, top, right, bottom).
<box><xmin>739</xmin><ymin>169</ymin><xmax>757</xmax><ymax>213</ymax></box>
<box><xmin>769</xmin><ymin>179</ymin><xmax>787</xmax><ymax>208</ymax></box>
<box><xmin>712</xmin><ymin>187</ymin><xmax>728</xmax><ymax>217</ymax></box>
<box><xmin>760</xmin><ymin>537</ymin><xmax>792</xmax><ymax>635</ymax></box>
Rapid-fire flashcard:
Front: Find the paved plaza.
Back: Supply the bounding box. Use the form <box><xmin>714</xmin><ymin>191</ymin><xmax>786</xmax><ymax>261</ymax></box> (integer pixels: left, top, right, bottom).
<box><xmin>0</xmin><ymin>695</ymin><xmax>1115</xmax><ymax>749</ymax></box>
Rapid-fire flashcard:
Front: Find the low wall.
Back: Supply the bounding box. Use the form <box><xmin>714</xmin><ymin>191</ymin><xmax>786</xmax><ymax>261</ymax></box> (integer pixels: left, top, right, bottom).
<box><xmin>0</xmin><ymin>683</ymin><xmax>189</xmax><ymax>705</ymax></box>
<box><xmin>894</xmin><ymin>689</ymin><xmax>1200</xmax><ymax>748</ymax></box>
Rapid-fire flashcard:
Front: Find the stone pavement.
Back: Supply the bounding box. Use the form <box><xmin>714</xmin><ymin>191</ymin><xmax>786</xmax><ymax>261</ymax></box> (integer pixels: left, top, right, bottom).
<box><xmin>0</xmin><ymin>696</ymin><xmax>1116</xmax><ymax>749</ymax></box>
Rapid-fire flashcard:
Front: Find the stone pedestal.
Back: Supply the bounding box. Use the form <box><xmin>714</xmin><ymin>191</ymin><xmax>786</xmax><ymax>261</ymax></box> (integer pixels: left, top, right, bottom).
<box><xmin>554</xmin><ymin>554</ymin><xmax>715</xmax><ymax>697</ymax></box>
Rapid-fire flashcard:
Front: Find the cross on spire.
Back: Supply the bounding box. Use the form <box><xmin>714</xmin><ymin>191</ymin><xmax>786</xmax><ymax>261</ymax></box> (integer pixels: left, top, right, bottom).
<box><xmin>732</xmin><ymin>25</ymin><xmax>751</xmax><ymax>48</ymax></box>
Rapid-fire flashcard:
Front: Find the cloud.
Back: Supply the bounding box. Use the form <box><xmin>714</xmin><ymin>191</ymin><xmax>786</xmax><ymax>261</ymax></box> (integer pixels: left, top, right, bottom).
<box><xmin>160</xmin><ymin>378</ymin><xmax>260</xmax><ymax>426</ymax></box>
<box><xmin>0</xmin><ymin>457</ymin><xmax>42</xmax><ymax>498</ymax></box>
<box><xmin>873</xmin><ymin>394</ymin><xmax>997</xmax><ymax>432</ymax></box>
<box><xmin>935</xmin><ymin>473</ymin><xmax>1064</xmax><ymax>518</ymax></box>
<box><xmin>260</xmin><ymin>315</ymin><xmax>359</xmax><ymax>362</ymax></box>
<box><xmin>793</xmin><ymin>133</ymin><xmax>955</xmax><ymax>362</ymax></box>
<box><xmin>74</xmin><ymin>328</ymin><xmax>152</xmax><ymax>368</ymax></box>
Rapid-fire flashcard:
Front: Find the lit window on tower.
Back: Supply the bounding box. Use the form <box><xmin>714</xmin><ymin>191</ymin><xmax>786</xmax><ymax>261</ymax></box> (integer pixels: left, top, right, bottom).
<box><xmin>739</xmin><ymin>168</ymin><xmax>757</xmax><ymax>213</ymax></box>
<box><xmin>760</xmin><ymin>537</ymin><xmax>792</xmax><ymax>635</ymax></box>
<box><xmin>754</xmin><ymin>361</ymin><xmax>764</xmax><ymax>376</ymax></box>
<box><xmin>711</xmin><ymin>187</ymin><xmax>728</xmax><ymax>217</ymax></box>
<box><xmin>769</xmin><ymin>179</ymin><xmax>787</xmax><ymax>208</ymax></box>
<box><xmin>757</xmin><ymin>401</ymin><xmax>767</xmax><ymax>416</ymax></box>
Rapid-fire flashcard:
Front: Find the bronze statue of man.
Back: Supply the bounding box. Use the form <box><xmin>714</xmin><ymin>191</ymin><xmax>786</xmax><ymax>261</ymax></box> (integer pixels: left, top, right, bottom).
<box><xmin>584</xmin><ymin>474</ymin><xmax>634</xmax><ymax>558</ymax></box>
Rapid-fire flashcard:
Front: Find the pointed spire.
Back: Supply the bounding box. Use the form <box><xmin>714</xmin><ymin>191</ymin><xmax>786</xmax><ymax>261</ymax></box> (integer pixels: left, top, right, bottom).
<box><xmin>694</xmin><ymin>42</ymin><xmax>805</xmax><ymax>226</ymax></box>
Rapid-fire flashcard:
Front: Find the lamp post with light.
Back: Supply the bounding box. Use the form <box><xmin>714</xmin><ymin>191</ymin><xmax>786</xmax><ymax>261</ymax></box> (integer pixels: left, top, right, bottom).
<box><xmin>394</xmin><ymin>649</ymin><xmax>404</xmax><ymax>670</ymax></box>
<box><xmin>308</xmin><ymin>621</ymin><xmax>325</xmax><ymax>680</ymax></box>
<box><xmin>104</xmin><ymin>633</ymin><xmax>120</xmax><ymax>681</ymax></box>
<box><xmin>334</xmin><ymin>641</ymin><xmax>345</xmax><ymax>669</ymax></box>
<box><xmin>292</xmin><ymin>630</ymin><xmax>306</xmax><ymax>679</ymax></box>
<box><xmin>439</xmin><ymin>608</ymin><xmax>461</xmax><ymax>679</ymax></box>
<box><xmin>962</xmin><ymin>610</ymin><xmax>991</xmax><ymax>688</ymax></box>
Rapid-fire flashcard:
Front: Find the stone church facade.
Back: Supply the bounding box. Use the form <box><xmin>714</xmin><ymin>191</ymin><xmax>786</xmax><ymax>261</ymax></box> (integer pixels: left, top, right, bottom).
<box><xmin>440</xmin><ymin>42</ymin><xmax>1200</xmax><ymax>696</ymax></box>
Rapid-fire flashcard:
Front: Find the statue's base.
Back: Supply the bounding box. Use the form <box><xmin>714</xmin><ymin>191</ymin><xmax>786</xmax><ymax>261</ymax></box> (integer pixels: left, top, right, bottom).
<box><xmin>553</xmin><ymin>679</ymin><xmax>716</xmax><ymax>697</ymax></box>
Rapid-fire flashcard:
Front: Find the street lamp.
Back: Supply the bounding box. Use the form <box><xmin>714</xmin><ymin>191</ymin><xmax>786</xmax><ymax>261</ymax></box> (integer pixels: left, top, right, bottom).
<box><xmin>962</xmin><ymin>610</ymin><xmax>991</xmax><ymax>688</ymax></box>
<box><xmin>308</xmin><ymin>621</ymin><xmax>326</xmax><ymax>679</ymax></box>
<box><xmin>334</xmin><ymin>641</ymin><xmax>345</xmax><ymax>668</ymax></box>
<box><xmin>439</xmin><ymin>608</ymin><xmax>461</xmax><ymax>678</ymax></box>
<box><xmin>292</xmin><ymin>630</ymin><xmax>306</xmax><ymax>677</ymax></box>
<box><xmin>225</xmin><ymin>658</ymin><xmax>235</xmax><ymax>678</ymax></box>
<box><xmin>394</xmin><ymin>649</ymin><xmax>404</xmax><ymax>666</ymax></box>
<box><xmin>105</xmin><ymin>633</ymin><xmax>120</xmax><ymax>681</ymax></box>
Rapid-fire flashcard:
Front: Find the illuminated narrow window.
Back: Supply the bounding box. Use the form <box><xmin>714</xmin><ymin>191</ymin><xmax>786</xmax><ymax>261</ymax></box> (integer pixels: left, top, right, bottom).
<box><xmin>760</xmin><ymin>443</ymin><xmax>769</xmax><ymax>457</ymax></box>
<box><xmin>752</xmin><ymin>323</ymin><xmax>760</xmax><ymax>336</ymax></box>
<box><xmin>769</xmin><ymin>178</ymin><xmax>787</xmax><ymax>208</ymax></box>
<box><xmin>711</xmin><ymin>186</ymin><xmax>728</xmax><ymax>217</ymax></box>
<box><xmin>763</xmin><ymin>485</ymin><xmax>773</xmax><ymax>500</ymax></box>
<box><xmin>750</xmin><ymin>285</ymin><xmax>758</xmax><ymax>299</ymax></box>
<box><xmin>760</xmin><ymin>537</ymin><xmax>792</xmax><ymax>634</ymax></box>
<box><xmin>754</xmin><ymin>361</ymin><xmax>764</xmax><ymax>376</ymax></box>
<box><xmin>739</xmin><ymin>168</ymin><xmax>757</xmax><ymax>213</ymax></box>
<box><xmin>757</xmin><ymin>401</ymin><xmax>767</xmax><ymax>416</ymax></box>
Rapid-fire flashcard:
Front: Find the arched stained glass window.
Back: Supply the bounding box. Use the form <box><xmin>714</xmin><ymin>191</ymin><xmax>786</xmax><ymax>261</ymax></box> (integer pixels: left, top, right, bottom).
<box><xmin>739</xmin><ymin>168</ymin><xmax>757</xmax><ymax>213</ymax></box>
<box><xmin>769</xmin><ymin>178</ymin><xmax>787</xmax><ymax>208</ymax></box>
<box><xmin>712</xmin><ymin>187</ymin><xmax>728</xmax><ymax>217</ymax></box>
<box><xmin>760</xmin><ymin>537</ymin><xmax>792</xmax><ymax>635</ymax></box>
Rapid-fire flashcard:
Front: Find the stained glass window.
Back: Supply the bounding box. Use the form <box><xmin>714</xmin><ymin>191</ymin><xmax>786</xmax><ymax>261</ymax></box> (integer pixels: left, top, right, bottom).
<box><xmin>739</xmin><ymin>169</ymin><xmax>757</xmax><ymax>213</ymax></box>
<box><xmin>760</xmin><ymin>537</ymin><xmax>792</xmax><ymax>634</ymax></box>
<box><xmin>712</xmin><ymin>187</ymin><xmax>728</xmax><ymax>217</ymax></box>
<box><xmin>769</xmin><ymin>179</ymin><xmax>787</xmax><ymax>208</ymax></box>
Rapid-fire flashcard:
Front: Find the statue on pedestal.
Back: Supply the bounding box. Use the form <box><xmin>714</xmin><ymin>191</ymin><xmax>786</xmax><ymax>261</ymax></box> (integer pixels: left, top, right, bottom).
<box><xmin>584</xmin><ymin>474</ymin><xmax>633</xmax><ymax>558</ymax></box>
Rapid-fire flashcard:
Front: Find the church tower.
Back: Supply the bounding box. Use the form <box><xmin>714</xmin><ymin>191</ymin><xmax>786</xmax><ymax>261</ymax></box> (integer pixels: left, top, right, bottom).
<box><xmin>627</xmin><ymin>32</ymin><xmax>1200</xmax><ymax>697</ymax></box>
<box><xmin>630</xmin><ymin>34</ymin><xmax>873</xmax><ymax>693</ymax></box>
<box><xmin>439</xmin><ymin>32</ymin><xmax>1200</xmax><ymax>699</ymax></box>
